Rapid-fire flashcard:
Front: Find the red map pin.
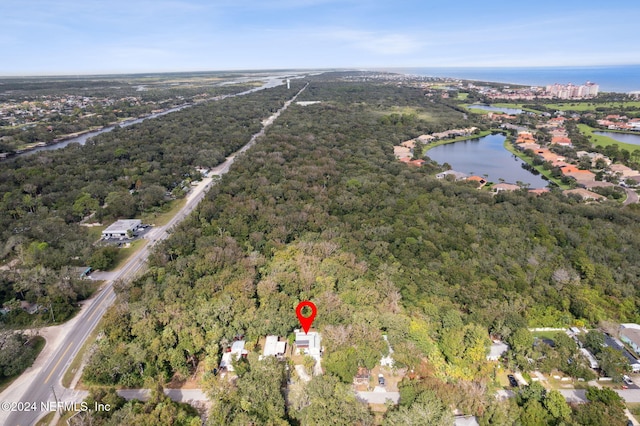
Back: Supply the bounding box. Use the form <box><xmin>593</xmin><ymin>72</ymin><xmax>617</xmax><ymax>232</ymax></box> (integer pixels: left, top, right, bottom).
<box><xmin>296</xmin><ymin>301</ymin><xmax>317</xmax><ymax>334</ymax></box>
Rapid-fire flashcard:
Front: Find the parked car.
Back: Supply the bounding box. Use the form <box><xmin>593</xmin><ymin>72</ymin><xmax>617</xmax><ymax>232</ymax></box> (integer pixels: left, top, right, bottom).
<box><xmin>508</xmin><ymin>374</ymin><xmax>519</xmax><ymax>387</ymax></box>
<box><xmin>623</xmin><ymin>375</ymin><xmax>633</xmax><ymax>385</ymax></box>
<box><xmin>378</xmin><ymin>374</ymin><xmax>385</xmax><ymax>386</ymax></box>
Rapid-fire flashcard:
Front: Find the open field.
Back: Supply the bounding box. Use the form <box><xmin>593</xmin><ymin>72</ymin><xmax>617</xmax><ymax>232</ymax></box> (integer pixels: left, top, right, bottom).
<box><xmin>491</xmin><ymin>101</ymin><xmax>640</xmax><ymax>112</ymax></box>
<box><xmin>376</xmin><ymin>105</ymin><xmax>433</xmax><ymax>121</ymax></box>
<box><xmin>108</xmin><ymin>239</ymin><xmax>147</xmax><ymax>271</ymax></box>
<box><xmin>578</xmin><ymin>124</ymin><xmax>640</xmax><ymax>152</ymax></box>
<box><xmin>141</xmin><ymin>197</ymin><xmax>187</xmax><ymax>227</ymax></box>
<box><xmin>456</xmin><ymin>92</ymin><xmax>469</xmax><ymax>100</ymax></box>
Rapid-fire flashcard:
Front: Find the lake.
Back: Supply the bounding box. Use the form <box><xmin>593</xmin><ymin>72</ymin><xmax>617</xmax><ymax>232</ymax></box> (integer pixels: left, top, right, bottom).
<box><xmin>594</xmin><ymin>131</ymin><xmax>640</xmax><ymax>146</ymax></box>
<box><xmin>468</xmin><ymin>105</ymin><xmax>523</xmax><ymax>115</ymax></box>
<box><xmin>425</xmin><ymin>134</ymin><xmax>549</xmax><ymax>188</ymax></box>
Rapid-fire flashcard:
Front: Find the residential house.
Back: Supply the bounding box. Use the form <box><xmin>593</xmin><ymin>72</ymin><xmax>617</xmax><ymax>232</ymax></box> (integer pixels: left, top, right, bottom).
<box><xmin>580</xmin><ymin>348</ymin><xmax>599</xmax><ymax>369</ymax></box>
<box><xmin>220</xmin><ymin>340</ymin><xmax>248</xmax><ymax>372</ymax></box>
<box><xmin>436</xmin><ymin>170</ymin><xmax>468</xmax><ymax>180</ymax></box>
<box><xmin>262</xmin><ymin>335</ymin><xmax>287</xmax><ymax>359</ymax></box>
<box><xmin>353</xmin><ymin>367</ymin><xmax>370</xmax><ymax>385</ymax></box>
<box><xmin>295</xmin><ymin>330</ymin><xmax>322</xmax><ymax>361</ymax></box>
<box><xmin>466</xmin><ymin>175</ymin><xmax>487</xmax><ymax>188</ymax></box>
<box><xmin>563</xmin><ymin>188</ymin><xmax>606</xmax><ymax>201</ymax></box>
<box><xmin>487</xmin><ymin>340</ymin><xmax>509</xmax><ymax>361</ymax></box>
<box><xmin>610</xmin><ymin>164</ymin><xmax>639</xmax><ymax>179</ymax></box>
<box><xmin>393</xmin><ymin>146</ymin><xmax>411</xmax><ymax>159</ymax></box>
<box><xmin>528</xmin><ymin>188</ymin><xmax>550</xmax><ymax>196</ymax></box>
<box><xmin>493</xmin><ymin>183</ymin><xmax>521</xmax><ymax>193</ymax></box>
<box><xmin>620</xmin><ymin>324</ymin><xmax>640</xmax><ymax>356</ymax></box>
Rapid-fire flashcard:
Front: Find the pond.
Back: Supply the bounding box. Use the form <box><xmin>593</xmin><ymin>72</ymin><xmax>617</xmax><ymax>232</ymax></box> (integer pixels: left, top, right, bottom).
<box><xmin>425</xmin><ymin>133</ymin><xmax>549</xmax><ymax>188</ymax></box>
<box><xmin>594</xmin><ymin>131</ymin><xmax>640</xmax><ymax>146</ymax></box>
<box><xmin>467</xmin><ymin>104</ymin><xmax>523</xmax><ymax>114</ymax></box>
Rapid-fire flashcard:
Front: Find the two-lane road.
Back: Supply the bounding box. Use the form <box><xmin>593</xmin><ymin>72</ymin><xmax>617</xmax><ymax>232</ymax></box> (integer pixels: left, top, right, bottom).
<box><xmin>3</xmin><ymin>82</ymin><xmax>307</xmax><ymax>426</ymax></box>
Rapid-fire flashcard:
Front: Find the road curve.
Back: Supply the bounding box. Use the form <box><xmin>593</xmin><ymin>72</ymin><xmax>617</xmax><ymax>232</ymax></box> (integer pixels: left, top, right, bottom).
<box><xmin>2</xmin><ymin>81</ymin><xmax>308</xmax><ymax>426</ymax></box>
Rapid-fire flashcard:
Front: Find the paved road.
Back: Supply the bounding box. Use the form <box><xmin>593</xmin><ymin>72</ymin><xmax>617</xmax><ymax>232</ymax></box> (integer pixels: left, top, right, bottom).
<box><xmin>356</xmin><ymin>391</ymin><xmax>400</xmax><ymax>404</ymax></box>
<box><xmin>117</xmin><ymin>389</ymin><xmax>208</xmax><ymax>402</ymax></box>
<box><xmin>623</xmin><ymin>186</ymin><xmax>639</xmax><ymax>205</ymax></box>
<box><xmin>3</xmin><ymin>82</ymin><xmax>308</xmax><ymax>426</ymax></box>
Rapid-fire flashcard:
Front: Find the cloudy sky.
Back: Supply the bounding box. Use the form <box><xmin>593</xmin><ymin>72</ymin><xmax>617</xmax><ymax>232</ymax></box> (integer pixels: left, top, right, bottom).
<box><xmin>2</xmin><ymin>0</ymin><xmax>639</xmax><ymax>75</ymax></box>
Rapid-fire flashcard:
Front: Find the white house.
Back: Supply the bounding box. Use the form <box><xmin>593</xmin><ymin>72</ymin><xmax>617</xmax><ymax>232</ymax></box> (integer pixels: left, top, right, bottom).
<box><xmin>262</xmin><ymin>335</ymin><xmax>287</xmax><ymax>359</ymax></box>
<box><xmin>101</xmin><ymin>219</ymin><xmax>141</xmax><ymax>239</ymax></box>
<box><xmin>295</xmin><ymin>330</ymin><xmax>322</xmax><ymax>361</ymax></box>
<box><xmin>620</xmin><ymin>323</ymin><xmax>640</xmax><ymax>356</ymax></box>
<box><xmin>220</xmin><ymin>340</ymin><xmax>248</xmax><ymax>372</ymax></box>
<box><xmin>487</xmin><ymin>340</ymin><xmax>509</xmax><ymax>361</ymax></box>
<box><xmin>580</xmin><ymin>348</ymin><xmax>599</xmax><ymax>369</ymax></box>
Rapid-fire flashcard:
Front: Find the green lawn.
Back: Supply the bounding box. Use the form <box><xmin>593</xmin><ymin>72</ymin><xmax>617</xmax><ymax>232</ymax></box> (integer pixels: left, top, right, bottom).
<box><xmin>545</xmin><ymin>101</ymin><xmax>640</xmax><ymax>112</ymax></box>
<box><xmin>489</xmin><ymin>103</ymin><xmax>545</xmax><ymax>113</ymax></box>
<box><xmin>502</xmin><ymin>140</ymin><xmax>571</xmax><ymax>190</ymax></box>
<box><xmin>107</xmin><ymin>239</ymin><xmax>147</xmax><ymax>271</ymax></box>
<box><xmin>457</xmin><ymin>92</ymin><xmax>469</xmax><ymax>100</ymax></box>
<box><xmin>491</xmin><ymin>101</ymin><xmax>640</xmax><ymax>112</ymax></box>
<box><xmin>577</xmin><ymin>124</ymin><xmax>640</xmax><ymax>152</ymax></box>
<box><xmin>141</xmin><ymin>197</ymin><xmax>187</xmax><ymax>227</ymax></box>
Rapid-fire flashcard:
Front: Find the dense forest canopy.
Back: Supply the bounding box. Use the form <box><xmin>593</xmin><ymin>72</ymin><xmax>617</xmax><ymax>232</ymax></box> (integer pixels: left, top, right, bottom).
<box><xmin>0</xmin><ymin>81</ymin><xmax>304</xmax><ymax>326</ymax></box>
<box><xmin>1</xmin><ymin>72</ymin><xmax>638</xmax><ymax>424</ymax></box>
<box><xmin>73</xmin><ymin>74</ymin><xmax>640</xmax><ymax>424</ymax></box>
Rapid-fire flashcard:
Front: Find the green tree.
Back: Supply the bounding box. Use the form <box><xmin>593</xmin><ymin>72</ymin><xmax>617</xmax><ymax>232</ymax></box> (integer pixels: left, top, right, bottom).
<box><xmin>324</xmin><ymin>347</ymin><xmax>359</xmax><ymax>383</ymax></box>
<box><xmin>73</xmin><ymin>192</ymin><xmax>99</xmax><ymax>217</ymax></box>
<box><xmin>597</xmin><ymin>346</ymin><xmax>630</xmax><ymax>381</ymax></box>
<box><xmin>544</xmin><ymin>389</ymin><xmax>571</xmax><ymax>421</ymax></box>
<box><xmin>384</xmin><ymin>390</ymin><xmax>453</xmax><ymax>426</ymax></box>
<box><xmin>293</xmin><ymin>375</ymin><xmax>374</xmax><ymax>425</ymax></box>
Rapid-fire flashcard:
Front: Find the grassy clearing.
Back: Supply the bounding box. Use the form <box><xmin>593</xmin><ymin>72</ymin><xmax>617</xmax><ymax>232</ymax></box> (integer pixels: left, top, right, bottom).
<box><xmin>503</xmin><ymin>141</ymin><xmax>571</xmax><ymax>190</ymax></box>
<box><xmin>531</xmin><ymin>330</ymin><xmax>562</xmax><ymax>340</ymax></box>
<box><xmin>107</xmin><ymin>239</ymin><xmax>146</xmax><ymax>271</ymax></box>
<box><xmin>466</xmin><ymin>107</ymin><xmax>494</xmax><ymax>115</ymax></box>
<box><xmin>0</xmin><ymin>336</ymin><xmax>46</xmax><ymax>394</ymax></box>
<box><xmin>490</xmin><ymin>103</ymin><xmax>545</xmax><ymax>113</ymax></box>
<box><xmin>457</xmin><ymin>92</ymin><xmax>469</xmax><ymax>100</ymax></box>
<box><xmin>491</xmin><ymin>101</ymin><xmax>640</xmax><ymax>112</ymax></box>
<box><xmin>577</xmin><ymin>124</ymin><xmax>640</xmax><ymax>152</ymax></box>
<box><xmin>546</xmin><ymin>101</ymin><xmax>640</xmax><ymax>112</ymax></box>
<box><xmin>35</xmin><ymin>412</ymin><xmax>56</xmax><ymax>426</ymax></box>
<box><xmin>376</xmin><ymin>106</ymin><xmax>433</xmax><ymax>121</ymax></box>
<box><xmin>141</xmin><ymin>197</ymin><xmax>187</xmax><ymax>227</ymax></box>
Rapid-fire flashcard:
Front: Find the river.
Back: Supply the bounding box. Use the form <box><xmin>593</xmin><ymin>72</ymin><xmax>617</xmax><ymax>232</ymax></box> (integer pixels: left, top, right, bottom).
<box><xmin>594</xmin><ymin>131</ymin><xmax>640</xmax><ymax>146</ymax></box>
<box><xmin>15</xmin><ymin>75</ymin><xmax>295</xmax><ymax>158</ymax></box>
<box><xmin>425</xmin><ymin>134</ymin><xmax>549</xmax><ymax>188</ymax></box>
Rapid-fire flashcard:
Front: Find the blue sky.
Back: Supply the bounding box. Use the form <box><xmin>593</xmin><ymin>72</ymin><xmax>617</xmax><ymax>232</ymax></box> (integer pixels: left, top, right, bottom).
<box><xmin>2</xmin><ymin>0</ymin><xmax>639</xmax><ymax>75</ymax></box>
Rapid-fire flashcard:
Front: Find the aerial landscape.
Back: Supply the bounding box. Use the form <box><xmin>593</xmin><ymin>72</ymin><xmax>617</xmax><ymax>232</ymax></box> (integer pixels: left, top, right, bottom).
<box><xmin>2</xmin><ymin>1</ymin><xmax>640</xmax><ymax>425</ymax></box>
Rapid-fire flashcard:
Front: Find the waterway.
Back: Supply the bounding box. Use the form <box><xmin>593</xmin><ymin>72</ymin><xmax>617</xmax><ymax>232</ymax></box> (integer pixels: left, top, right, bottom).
<box><xmin>594</xmin><ymin>131</ymin><xmax>640</xmax><ymax>146</ymax></box>
<box><xmin>425</xmin><ymin>134</ymin><xmax>549</xmax><ymax>188</ymax></box>
<box><xmin>467</xmin><ymin>104</ymin><xmax>523</xmax><ymax>114</ymax></box>
<box><xmin>16</xmin><ymin>75</ymin><xmax>293</xmax><ymax>158</ymax></box>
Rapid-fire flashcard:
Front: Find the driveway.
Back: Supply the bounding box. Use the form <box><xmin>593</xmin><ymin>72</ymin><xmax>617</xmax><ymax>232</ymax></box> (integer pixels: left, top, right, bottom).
<box><xmin>356</xmin><ymin>391</ymin><xmax>400</xmax><ymax>404</ymax></box>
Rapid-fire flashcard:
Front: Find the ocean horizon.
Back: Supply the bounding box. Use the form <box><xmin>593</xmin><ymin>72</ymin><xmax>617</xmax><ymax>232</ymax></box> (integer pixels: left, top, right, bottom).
<box><xmin>387</xmin><ymin>65</ymin><xmax>640</xmax><ymax>94</ymax></box>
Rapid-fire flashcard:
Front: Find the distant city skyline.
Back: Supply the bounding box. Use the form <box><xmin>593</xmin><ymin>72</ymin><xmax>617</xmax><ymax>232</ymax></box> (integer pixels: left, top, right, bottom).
<box><xmin>2</xmin><ymin>0</ymin><xmax>640</xmax><ymax>76</ymax></box>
